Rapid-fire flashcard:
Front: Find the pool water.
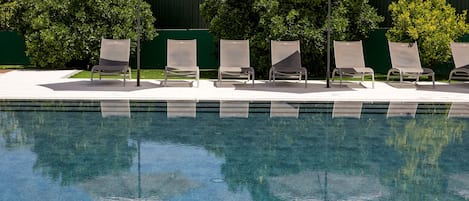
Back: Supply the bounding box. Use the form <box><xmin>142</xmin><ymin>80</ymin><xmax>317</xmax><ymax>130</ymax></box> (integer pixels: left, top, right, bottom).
<box><xmin>1</xmin><ymin>100</ymin><xmax>469</xmax><ymax>201</ymax></box>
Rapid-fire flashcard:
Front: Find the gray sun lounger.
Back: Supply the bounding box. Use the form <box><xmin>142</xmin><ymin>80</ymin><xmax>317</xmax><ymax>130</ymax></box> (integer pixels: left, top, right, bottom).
<box><xmin>218</xmin><ymin>39</ymin><xmax>255</xmax><ymax>86</ymax></box>
<box><xmin>269</xmin><ymin>40</ymin><xmax>308</xmax><ymax>88</ymax></box>
<box><xmin>91</xmin><ymin>38</ymin><xmax>131</xmax><ymax>86</ymax></box>
<box><xmin>387</xmin><ymin>41</ymin><xmax>435</xmax><ymax>88</ymax></box>
<box><xmin>164</xmin><ymin>39</ymin><xmax>200</xmax><ymax>87</ymax></box>
<box><xmin>449</xmin><ymin>42</ymin><xmax>469</xmax><ymax>82</ymax></box>
<box><xmin>332</xmin><ymin>40</ymin><xmax>375</xmax><ymax>88</ymax></box>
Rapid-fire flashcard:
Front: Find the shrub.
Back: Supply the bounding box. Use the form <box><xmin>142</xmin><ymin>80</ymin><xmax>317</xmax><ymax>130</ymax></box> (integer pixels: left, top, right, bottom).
<box><xmin>4</xmin><ymin>0</ymin><xmax>157</xmax><ymax>68</ymax></box>
<box><xmin>201</xmin><ymin>0</ymin><xmax>383</xmax><ymax>78</ymax></box>
<box><xmin>386</xmin><ymin>0</ymin><xmax>469</xmax><ymax>67</ymax></box>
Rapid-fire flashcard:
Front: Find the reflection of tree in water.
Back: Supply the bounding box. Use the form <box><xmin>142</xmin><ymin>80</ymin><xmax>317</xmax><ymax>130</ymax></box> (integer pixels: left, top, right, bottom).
<box><xmin>15</xmin><ymin>110</ymin><xmax>136</xmax><ymax>185</ymax></box>
<box><xmin>385</xmin><ymin>113</ymin><xmax>466</xmax><ymax>200</ymax></box>
<box><xmin>0</xmin><ymin>111</ymin><xmax>32</xmax><ymax>148</ymax></box>
<box><xmin>136</xmin><ymin>111</ymin><xmax>394</xmax><ymax>200</ymax></box>
<box><xmin>6</xmin><ymin>102</ymin><xmax>469</xmax><ymax>200</ymax></box>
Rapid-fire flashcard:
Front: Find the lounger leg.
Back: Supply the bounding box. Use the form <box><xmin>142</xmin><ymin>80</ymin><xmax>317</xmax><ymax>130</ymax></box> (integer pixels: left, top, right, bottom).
<box><xmin>304</xmin><ymin>71</ymin><xmax>307</xmax><ymax>88</ymax></box>
<box><xmin>449</xmin><ymin>73</ymin><xmax>453</xmax><ymax>83</ymax></box>
<box><xmin>196</xmin><ymin>69</ymin><xmax>200</xmax><ymax>88</ymax></box>
<box><xmin>331</xmin><ymin>69</ymin><xmax>337</xmax><ymax>83</ymax></box>
<box><xmin>217</xmin><ymin>71</ymin><xmax>222</xmax><ymax>87</ymax></box>
<box><xmin>123</xmin><ymin>72</ymin><xmax>126</xmax><ymax>87</ymax></box>
<box><xmin>272</xmin><ymin>72</ymin><xmax>275</xmax><ymax>86</ymax></box>
<box><xmin>91</xmin><ymin>71</ymin><xmax>94</xmax><ymax>86</ymax></box>
<box><xmin>269</xmin><ymin>68</ymin><xmax>273</xmax><ymax>84</ymax></box>
<box><xmin>251</xmin><ymin>70</ymin><xmax>255</xmax><ymax>86</ymax></box>
<box><xmin>164</xmin><ymin>71</ymin><xmax>168</xmax><ymax>86</ymax></box>
<box><xmin>432</xmin><ymin>73</ymin><xmax>435</xmax><ymax>88</ymax></box>
<box><xmin>371</xmin><ymin>74</ymin><xmax>375</xmax><ymax>89</ymax></box>
<box><xmin>339</xmin><ymin>69</ymin><xmax>343</xmax><ymax>88</ymax></box>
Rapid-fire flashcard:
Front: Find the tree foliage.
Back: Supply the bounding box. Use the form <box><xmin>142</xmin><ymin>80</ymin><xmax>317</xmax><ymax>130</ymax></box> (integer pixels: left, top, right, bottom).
<box><xmin>386</xmin><ymin>0</ymin><xmax>469</xmax><ymax>67</ymax></box>
<box><xmin>201</xmin><ymin>0</ymin><xmax>383</xmax><ymax>78</ymax></box>
<box><xmin>0</xmin><ymin>0</ymin><xmax>157</xmax><ymax>68</ymax></box>
<box><xmin>0</xmin><ymin>0</ymin><xmax>17</xmax><ymax>30</ymax></box>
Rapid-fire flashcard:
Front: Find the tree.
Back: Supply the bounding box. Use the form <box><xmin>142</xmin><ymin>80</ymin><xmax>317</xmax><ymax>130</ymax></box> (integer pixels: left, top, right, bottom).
<box><xmin>201</xmin><ymin>0</ymin><xmax>383</xmax><ymax>78</ymax></box>
<box><xmin>386</xmin><ymin>0</ymin><xmax>469</xmax><ymax>68</ymax></box>
<box><xmin>2</xmin><ymin>0</ymin><xmax>157</xmax><ymax>68</ymax></box>
<box><xmin>0</xmin><ymin>0</ymin><xmax>17</xmax><ymax>30</ymax></box>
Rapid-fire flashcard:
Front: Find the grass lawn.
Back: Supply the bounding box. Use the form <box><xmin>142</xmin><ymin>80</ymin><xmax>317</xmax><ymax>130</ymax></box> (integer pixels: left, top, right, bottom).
<box><xmin>72</xmin><ymin>69</ymin><xmax>219</xmax><ymax>80</ymax></box>
<box><xmin>0</xmin><ymin>65</ymin><xmax>25</xmax><ymax>69</ymax></box>
<box><xmin>0</xmin><ymin>65</ymin><xmax>449</xmax><ymax>82</ymax></box>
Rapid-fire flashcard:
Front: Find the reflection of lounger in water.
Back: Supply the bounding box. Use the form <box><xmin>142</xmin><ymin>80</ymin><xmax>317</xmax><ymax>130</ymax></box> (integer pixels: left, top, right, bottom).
<box><xmin>270</xmin><ymin>102</ymin><xmax>299</xmax><ymax>118</ymax></box>
<box><xmin>332</xmin><ymin>101</ymin><xmax>363</xmax><ymax>119</ymax></box>
<box><xmin>219</xmin><ymin>101</ymin><xmax>249</xmax><ymax>118</ymax></box>
<box><xmin>167</xmin><ymin>100</ymin><xmax>196</xmax><ymax>118</ymax></box>
<box><xmin>100</xmin><ymin>100</ymin><xmax>130</xmax><ymax>118</ymax></box>
<box><xmin>448</xmin><ymin>102</ymin><xmax>469</xmax><ymax>118</ymax></box>
<box><xmin>387</xmin><ymin>102</ymin><xmax>418</xmax><ymax>118</ymax></box>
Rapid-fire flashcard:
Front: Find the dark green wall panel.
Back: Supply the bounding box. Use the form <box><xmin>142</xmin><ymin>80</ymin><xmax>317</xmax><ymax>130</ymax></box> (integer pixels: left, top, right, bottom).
<box><xmin>139</xmin><ymin>30</ymin><xmax>218</xmax><ymax>69</ymax></box>
<box><xmin>0</xmin><ymin>31</ymin><xmax>29</xmax><ymax>65</ymax></box>
<box><xmin>148</xmin><ymin>0</ymin><xmax>207</xmax><ymax>29</ymax></box>
<box><xmin>363</xmin><ymin>29</ymin><xmax>391</xmax><ymax>74</ymax></box>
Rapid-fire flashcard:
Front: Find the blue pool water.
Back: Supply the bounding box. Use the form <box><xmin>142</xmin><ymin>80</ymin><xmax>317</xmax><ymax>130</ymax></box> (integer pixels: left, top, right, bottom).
<box><xmin>1</xmin><ymin>100</ymin><xmax>469</xmax><ymax>201</ymax></box>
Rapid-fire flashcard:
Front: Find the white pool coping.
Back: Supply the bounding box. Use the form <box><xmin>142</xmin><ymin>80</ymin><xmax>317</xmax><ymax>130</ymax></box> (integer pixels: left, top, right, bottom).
<box><xmin>1</xmin><ymin>70</ymin><xmax>469</xmax><ymax>102</ymax></box>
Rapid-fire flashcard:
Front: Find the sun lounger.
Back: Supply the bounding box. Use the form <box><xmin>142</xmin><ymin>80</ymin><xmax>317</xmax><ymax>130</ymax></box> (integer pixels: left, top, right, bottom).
<box><xmin>387</xmin><ymin>41</ymin><xmax>435</xmax><ymax>88</ymax></box>
<box><xmin>91</xmin><ymin>39</ymin><xmax>131</xmax><ymax>86</ymax></box>
<box><xmin>164</xmin><ymin>39</ymin><xmax>199</xmax><ymax>87</ymax></box>
<box><xmin>449</xmin><ymin>42</ymin><xmax>469</xmax><ymax>82</ymax></box>
<box><xmin>269</xmin><ymin>40</ymin><xmax>308</xmax><ymax>87</ymax></box>
<box><xmin>332</xmin><ymin>41</ymin><xmax>375</xmax><ymax>88</ymax></box>
<box><xmin>218</xmin><ymin>39</ymin><xmax>255</xmax><ymax>86</ymax></box>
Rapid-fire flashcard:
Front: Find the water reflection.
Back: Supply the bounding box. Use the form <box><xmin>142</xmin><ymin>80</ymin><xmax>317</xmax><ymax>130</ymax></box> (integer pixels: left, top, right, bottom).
<box><xmin>387</xmin><ymin>102</ymin><xmax>418</xmax><ymax>118</ymax></box>
<box><xmin>220</xmin><ymin>101</ymin><xmax>249</xmax><ymax>118</ymax></box>
<box><xmin>100</xmin><ymin>100</ymin><xmax>131</xmax><ymax>118</ymax></box>
<box><xmin>332</xmin><ymin>101</ymin><xmax>362</xmax><ymax>118</ymax></box>
<box><xmin>385</xmin><ymin>108</ymin><xmax>466</xmax><ymax>200</ymax></box>
<box><xmin>0</xmin><ymin>101</ymin><xmax>469</xmax><ymax>200</ymax></box>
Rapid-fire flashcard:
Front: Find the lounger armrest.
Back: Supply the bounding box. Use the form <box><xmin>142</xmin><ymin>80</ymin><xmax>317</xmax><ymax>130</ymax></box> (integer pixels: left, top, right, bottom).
<box><xmin>220</xmin><ymin>66</ymin><xmax>253</xmax><ymax>73</ymax></box>
<box><xmin>166</xmin><ymin>66</ymin><xmax>199</xmax><ymax>71</ymax></box>
<box><xmin>91</xmin><ymin>65</ymin><xmax>128</xmax><ymax>73</ymax></box>
<box><xmin>272</xmin><ymin>66</ymin><xmax>306</xmax><ymax>73</ymax></box>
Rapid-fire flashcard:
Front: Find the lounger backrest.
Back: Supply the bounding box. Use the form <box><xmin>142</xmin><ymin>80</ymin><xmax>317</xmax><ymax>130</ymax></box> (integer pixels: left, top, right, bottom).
<box><xmin>167</xmin><ymin>39</ymin><xmax>197</xmax><ymax>67</ymax></box>
<box><xmin>388</xmin><ymin>41</ymin><xmax>422</xmax><ymax>69</ymax></box>
<box><xmin>220</xmin><ymin>39</ymin><xmax>250</xmax><ymax>68</ymax></box>
<box><xmin>333</xmin><ymin>41</ymin><xmax>366</xmax><ymax>69</ymax></box>
<box><xmin>451</xmin><ymin>42</ymin><xmax>469</xmax><ymax>69</ymax></box>
<box><xmin>99</xmin><ymin>38</ymin><xmax>130</xmax><ymax>66</ymax></box>
<box><xmin>271</xmin><ymin>40</ymin><xmax>302</xmax><ymax>69</ymax></box>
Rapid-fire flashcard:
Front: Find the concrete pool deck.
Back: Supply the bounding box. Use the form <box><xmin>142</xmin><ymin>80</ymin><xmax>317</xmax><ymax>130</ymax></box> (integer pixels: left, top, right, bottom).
<box><xmin>1</xmin><ymin>70</ymin><xmax>469</xmax><ymax>102</ymax></box>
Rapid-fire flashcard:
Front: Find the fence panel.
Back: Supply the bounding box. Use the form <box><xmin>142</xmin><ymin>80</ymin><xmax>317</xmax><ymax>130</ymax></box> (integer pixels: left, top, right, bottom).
<box><xmin>148</xmin><ymin>0</ymin><xmax>208</xmax><ymax>29</ymax></box>
<box><xmin>0</xmin><ymin>31</ymin><xmax>29</xmax><ymax>65</ymax></box>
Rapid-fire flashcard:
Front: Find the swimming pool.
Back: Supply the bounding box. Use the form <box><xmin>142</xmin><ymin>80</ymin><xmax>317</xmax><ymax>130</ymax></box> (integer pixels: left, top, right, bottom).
<box><xmin>1</xmin><ymin>100</ymin><xmax>469</xmax><ymax>201</ymax></box>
